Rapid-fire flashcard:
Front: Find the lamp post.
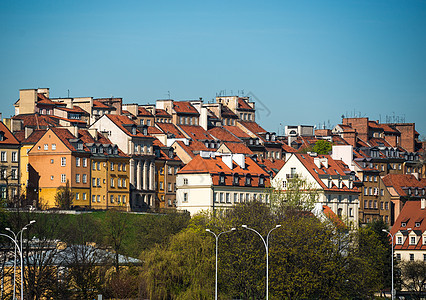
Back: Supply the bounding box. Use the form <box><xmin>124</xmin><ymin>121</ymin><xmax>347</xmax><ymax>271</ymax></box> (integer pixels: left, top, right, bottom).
<box><xmin>242</xmin><ymin>224</ymin><xmax>281</xmax><ymax>300</ymax></box>
<box><xmin>206</xmin><ymin>228</ymin><xmax>236</xmax><ymax>300</ymax></box>
<box><xmin>382</xmin><ymin>228</ymin><xmax>411</xmax><ymax>300</ymax></box>
<box><xmin>4</xmin><ymin>220</ymin><xmax>36</xmax><ymax>300</ymax></box>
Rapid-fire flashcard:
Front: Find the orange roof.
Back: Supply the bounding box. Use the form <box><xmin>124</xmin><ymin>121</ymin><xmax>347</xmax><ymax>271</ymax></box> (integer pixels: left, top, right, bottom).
<box><xmin>391</xmin><ymin>201</ymin><xmax>426</xmax><ymax>251</ymax></box>
<box><xmin>12</xmin><ymin>114</ymin><xmax>59</xmax><ymax>129</ymax></box>
<box><xmin>55</xmin><ymin>106</ymin><xmax>89</xmax><ymax>115</ymax></box>
<box><xmin>382</xmin><ymin>174</ymin><xmax>426</xmax><ymax>197</ymax></box>
<box><xmin>224</xmin><ymin>125</ymin><xmax>251</xmax><ymax>139</ymax></box>
<box><xmin>208</xmin><ymin>127</ymin><xmax>241</xmax><ymax>142</ymax></box>
<box><xmin>153</xmin><ymin>138</ymin><xmax>181</xmax><ymax>162</ymax></box>
<box><xmin>93</xmin><ymin>100</ymin><xmax>110</xmax><ymax>109</ymax></box>
<box><xmin>173</xmin><ymin>101</ymin><xmax>199</xmax><ymax>114</ymax></box>
<box><xmin>148</xmin><ymin>126</ymin><xmax>162</xmax><ymax>134</ymax></box>
<box><xmin>156</xmin><ymin>123</ymin><xmax>186</xmax><ymax>138</ymax></box>
<box><xmin>368</xmin><ymin>137</ymin><xmax>392</xmax><ymax>147</ymax></box>
<box><xmin>221</xmin><ymin>106</ymin><xmax>238</xmax><ymax>118</ymax></box>
<box><xmin>281</xmin><ymin>143</ymin><xmax>297</xmax><ymax>153</ymax></box>
<box><xmin>0</xmin><ymin>121</ymin><xmax>20</xmax><ymax>145</ymax></box>
<box><xmin>221</xmin><ymin>142</ymin><xmax>253</xmax><ymax>155</ymax></box>
<box><xmin>238</xmin><ymin>121</ymin><xmax>267</xmax><ymax>134</ymax></box>
<box><xmin>259</xmin><ymin>158</ymin><xmax>286</xmax><ymax>176</ymax></box>
<box><xmin>322</xmin><ymin>205</ymin><xmax>347</xmax><ymax>229</ymax></box>
<box><xmin>237</xmin><ymin>98</ymin><xmax>254</xmax><ymax>111</ymax></box>
<box><xmin>36</xmin><ymin>93</ymin><xmax>57</xmax><ymax>106</ymax></box>
<box><xmin>14</xmin><ymin>129</ymin><xmax>46</xmax><ymax>144</ymax></box>
<box><xmin>155</xmin><ymin>109</ymin><xmax>171</xmax><ymax>117</ymax></box>
<box><xmin>293</xmin><ymin>153</ymin><xmax>360</xmax><ymax>192</ymax></box>
<box><xmin>179</xmin><ymin>125</ymin><xmax>213</xmax><ymax>141</ymax></box>
<box><xmin>106</xmin><ymin>115</ymin><xmax>151</xmax><ymax>138</ymax></box>
<box><xmin>178</xmin><ymin>154</ymin><xmax>269</xmax><ymax>187</ymax></box>
<box><xmin>138</xmin><ymin>107</ymin><xmax>153</xmax><ymax>117</ymax></box>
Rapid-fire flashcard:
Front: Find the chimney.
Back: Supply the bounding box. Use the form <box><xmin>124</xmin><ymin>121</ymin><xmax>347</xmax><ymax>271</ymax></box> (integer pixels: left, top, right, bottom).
<box><xmin>320</xmin><ymin>157</ymin><xmax>328</xmax><ymax>169</ymax></box>
<box><xmin>288</xmin><ymin>136</ymin><xmax>296</xmax><ymax>147</ymax></box>
<box><xmin>412</xmin><ymin>172</ymin><xmax>419</xmax><ymax>180</ymax></box>
<box><xmin>88</xmin><ymin>128</ymin><xmax>98</xmax><ymax>140</ymax></box>
<box><xmin>222</xmin><ymin>154</ymin><xmax>233</xmax><ymax>170</ymax></box>
<box><xmin>232</xmin><ymin>153</ymin><xmax>246</xmax><ymax>169</ymax></box>
<box><xmin>200</xmin><ymin>107</ymin><xmax>208</xmax><ymax>131</ymax></box>
<box><xmin>25</xmin><ymin>127</ymin><xmax>34</xmax><ymax>139</ymax></box>
<box><xmin>421</xmin><ymin>198</ymin><xmax>425</xmax><ymax>210</ymax></box>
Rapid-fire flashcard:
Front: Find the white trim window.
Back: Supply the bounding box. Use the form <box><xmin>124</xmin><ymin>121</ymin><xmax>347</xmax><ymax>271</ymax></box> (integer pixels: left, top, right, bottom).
<box><xmin>11</xmin><ymin>152</ymin><xmax>18</xmax><ymax>162</ymax></box>
<box><xmin>1</xmin><ymin>151</ymin><xmax>6</xmax><ymax>162</ymax></box>
<box><xmin>61</xmin><ymin>174</ymin><xmax>66</xmax><ymax>183</ymax></box>
<box><xmin>76</xmin><ymin>157</ymin><xmax>80</xmax><ymax>167</ymax></box>
<box><xmin>83</xmin><ymin>158</ymin><xmax>87</xmax><ymax>167</ymax></box>
<box><xmin>61</xmin><ymin>157</ymin><xmax>66</xmax><ymax>167</ymax></box>
<box><xmin>76</xmin><ymin>174</ymin><xmax>80</xmax><ymax>183</ymax></box>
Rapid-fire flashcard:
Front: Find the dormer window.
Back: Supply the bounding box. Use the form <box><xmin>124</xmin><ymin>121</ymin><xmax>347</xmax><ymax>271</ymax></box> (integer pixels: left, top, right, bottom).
<box><xmin>408</xmin><ymin>188</ymin><xmax>412</xmax><ymax>195</ymax></box>
<box><xmin>108</xmin><ymin>147</ymin><xmax>112</xmax><ymax>154</ymax></box>
<box><xmin>168</xmin><ymin>149</ymin><xmax>174</xmax><ymax>159</ymax></box>
<box><xmin>131</xmin><ymin>126</ymin><xmax>137</xmax><ymax>135</ymax></box>
<box><xmin>219</xmin><ymin>173</ymin><xmax>225</xmax><ymax>185</ymax></box>
<box><xmin>77</xmin><ymin>142</ymin><xmax>83</xmax><ymax>150</ymax></box>
<box><xmin>233</xmin><ymin>174</ymin><xmax>239</xmax><ymax>185</ymax></box>
<box><xmin>113</xmin><ymin>147</ymin><xmax>118</xmax><ymax>155</ymax></box>
<box><xmin>401</xmin><ymin>222</ymin><xmax>406</xmax><ymax>227</ymax></box>
<box><xmin>265</xmin><ymin>133</ymin><xmax>270</xmax><ymax>141</ymax></box>
<box><xmin>249</xmin><ymin>139</ymin><xmax>254</xmax><ymax>145</ymax></box>
<box><xmin>0</xmin><ymin>131</ymin><xmax>4</xmax><ymax>141</ymax></box>
<box><xmin>92</xmin><ymin>146</ymin><xmax>97</xmax><ymax>154</ymax></box>
<box><xmin>415</xmin><ymin>222</ymin><xmax>420</xmax><ymax>228</ymax></box>
<box><xmin>271</xmin><ymin>133</ymin><xmax>276</xmax><ymax>141</ymax></box>
<box><xmin>410</xmin><ymin>236</ymin><xmax>416</xmax><ymax>245</ymax></box>
<box><xmin>259</xmin><ymin>175</ymin><xmax>265</xmax><ymax>187</ymax></box>
<box><xmin>143</xmin><ymin>126</ymin><xmax>148</xmax><ymax>136</ymax></box>
<box><xmin>397</xmin><ymin>236</ymin><xmax>403</xmax><ymax>245</ymax></box>
<box><xmin>155</xmin><ymin>149</ymin><xmax>161</xmax><ymax>158</ymax></box>
<box><xmin>245</xmin><ymin>174</ymin><xmax>251</xmax><ymax>186</ymax></box>
<box><xmin>99</xmin><ymin>147</ymin><xmax>103</xmax><ymax>154</ymax></box>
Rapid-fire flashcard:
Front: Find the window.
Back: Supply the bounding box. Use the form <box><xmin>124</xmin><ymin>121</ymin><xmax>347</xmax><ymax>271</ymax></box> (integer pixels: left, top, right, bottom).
<box><xmin>110</xmin><ymin>195</ymin><xmax>114</xmax><ymax>203</ymax></box>
<box><xmin>381</xmin><ymin>201</ymin><xmax>384</xmax><ymax>210</ymax></box>
<box><xmin>369</xmin><ymin>187</ymin><xmax>372</xmax><ymax>195</ymax></box>
<box><xmin>233</xmin><ymin>174</ymin><xmax>239</xmax><ymax>185</ymax></box>
<box><xmin>1</xmin><ymin>151</ymin><xmax>6</xmax><ymax>162</ymax></box>
<box><xmin>381</xmin><ymin>189</ymin><xmax>384</xmax><ymax>196</ymax></box>
<box><xmin>110</xmin><ymin>178</ymin><xmax>115</xmax><ymax>187</ymax></box>
<box><xmin>111</xmin><ymin>162</ymin><xmax>114</xmax><ymax>171</ymax></box>
<box><xmin>52</xmin><ymin>144</ymin><xmax>56</xmax><ymax>150</ymax></box>
<box><xmin>160</xmin><ymin>181</ymin><xmax>164</xmax><ymax>190</ymax></box>
<box><xmin>122</xmin><ymin>163</ymin><xmax>126</xmax><ymax>171</ymax></box>
<box><xmin>51</xmin><ymin>175</ymin><xmax>54</xmax><ymax>180</ymax></box>
<box><xmin>118</xmin><ymin>178</ymin><xmax>122</xmax><ymax>187</ymax></box>
<box><xmin>259</xmin><ymin>175</ymin><xmax>265</xmax><ymax>186</ymax></box>
<box><xmin>219</xmin><ymin>173</ymin><xmax>225</xmax><ymax>185</ymax></box>
<box><xmin>402</xmin><ymin>222</ymin><xmax>406</xmax><ymax>227</ymax></box>
<box><xmin>122</xmin><ymin>195</ymin><xmax>126</xmax><ymax>204</ymax></box>
<box><xmin>83</xmin><ymin>193</ymin><xmax>86</xmax><ymax>200</ymax></box>
<box><xmin>97</xmin><ymin>162</ymin><xmax>100</xmax><ymax>171</ymax></box>
<box><xmin>44</xmin><ymin>144</ymin><xmax>48</xmax><ymax>150</ymax></box>
<box><xmin>118</xmin><ymin>164</ymin><xmax>121</xmax><ymax>171</ymax></box>
<box><xmin>410</xmin><ymin>236</ymin><xmax>416</xmax><ymax>245</ymax></box>
<box><xmin>76</xmin><ymin>174</ymin><xmax>80</xmax><ymax>183</ymax></box>
<box><xmin>61</xmin><ymin>174</ymin><xmax>66</xmax><ymax>183</ymax></box>
<box><xmin>82</xmin><ymin>174</ymin><xmax>87</xmax><ymax>183</ymax></box>
<box><xmin>97</xmin><ymin>178</ymin><xmax>100</xmax><ymax>186</ymax></box>
<box><xmin>83</xmin><ymin>158</ymin><xmax>87</xmax><ymax>167</ymax></box>
<box><xmin>168</xmin><ymin>166</ymin><xmax>172</xmax><ymax>175</ymax></box>
<box><xmin>76</xmin><ymin>157</ymin><xmax>80</xmax><ymax>167</ymax></box>
<box><xmin>213</xmin><ymin>193</ymin><xmax>218</xmax><ymax>203</ymax></box>
<box><xmin>76</xmin><ymin>193</ymin><xmax>80</xmax><ymax>200</ymax></box>
<box><xmin>424</xmin><ymin>254</ymin><xmax>426</xmax><ymax>262</ymax></box>
<box><xmin>92</xmin><ymin>195</ymin><xmax>96</xmax><ymax>202</ymax></box>
<box><xmin>349</xmin><ymin>208</ymin><xmax>353</xmax><ymax>217</ymax></box>
<box><xmin>410</xmin><ymin>254</ymin><xmax>414</xmax><ymax>261</ymax></box>
<box><xmin>364</xmin><ymin>187</ymin><xmax>368</xmax><ymax>196</ymax></box>
<box><xmin>219</xmin><ymin>193</ymin><xmax>224</xmax><ymax>203</ymax></box>
<box><xmin>11</xmin><ymin>152</ymin><xmax>18</xmax><ymax>162</ymax></box>
<box><xmin>183</xmin><ymin>193</ymin><xmax>188</xmax><ymax>202</ymax></box>
<box><xmin>61</xmin><ymin>157</ymin><xmax>66</xmax><ymax>166</ymax></box>
<box><xmin>118</xmin><ymin>195</ymin><xmax>121</xmax><ymax>203</ymax></box>
<box><xmin>92</xmin><ymin>178</ymin><xmax>96</xmax><ymax>187</ymax></box>
<box><xmin>97</xmin><ymin>195</ymin><xmax>100</xmax><ymax>202</ymax></box>
<box><xmin>396</xmin><ymin>253</ymin><xmax>401</xmax><ymax>260</ymax></box>
<box><xmin>385</xmin><ymin>202</ymin><xmax>389</xmax><ymax>210</ymax></box>
<box><xmin>234</xmin><ymin>193</ymin><xmax>238</xmax><ymax>203</ymax></box>
<box><xmin>338</xmin><ymin>195</ymin><xmax>342</xmax><ymax>202</ymax></box>
<box><xmin>226</xmin><ymin>193</ymin><xmax>230</xmax><ymax>203</ymax></box>
<box><xmin>397</xmin><ymin>236</ymin><xmax>403</xmax><ymax>244</ymax></box>
<box><xmin>282</xmin><ymin>181</ymin><xmax>287</xmax><ymax>188</ymax></box>
<box><xmin>245</xmin><ymin>175</ymin><xmax>251</xmax><ymax>186</ymax></box>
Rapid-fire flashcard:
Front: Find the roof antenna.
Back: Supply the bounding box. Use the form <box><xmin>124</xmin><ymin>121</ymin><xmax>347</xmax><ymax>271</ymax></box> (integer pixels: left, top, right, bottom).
<box><xmin>168</xmin><ymin>91</ymin><xmax>171</xmax><ymax>99</ymax></box>
<box><xmin>68</xmin><ymin>89</ymin><xmax>70</xmax><ymax>98</ymax></box>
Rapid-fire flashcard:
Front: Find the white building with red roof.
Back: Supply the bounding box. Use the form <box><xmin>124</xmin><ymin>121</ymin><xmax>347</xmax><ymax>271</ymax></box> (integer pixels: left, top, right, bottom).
<box><xmin>176</xmin><ymin>152</ymin><xmax>270</xmax><ymax>215</ymax></box>
<box><xmin>272</xmin><ymin>153</ymin><xmax>360</xmax><ymax>227</ymax></box>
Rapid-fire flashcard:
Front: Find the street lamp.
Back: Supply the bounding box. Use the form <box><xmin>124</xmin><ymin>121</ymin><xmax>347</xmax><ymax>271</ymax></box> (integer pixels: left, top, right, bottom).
<box><xmin>4</xmin><ymin>220</ymin><xmax>36</xmax><ymax>300</ymax></box>
<box><xmin>382</xmin><ymin>227</ymin><xmax>411</xmax><ymax>300</ymax></box>
<box><xmin>242</xmin><ymin>224</ymin><xmax>281</xmax><ymax>300</ymax></box>
<box><xmin>206</xmin><ymin>228</ymin><xmax>236</xmax><ymax>300</ymax></box>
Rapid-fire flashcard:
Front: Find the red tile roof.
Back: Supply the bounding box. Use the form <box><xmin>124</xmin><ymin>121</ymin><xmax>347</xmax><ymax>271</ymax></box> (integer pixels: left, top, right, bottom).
<box><xmin>55</xmin><ymin>106</ymin><xmax>89</xmax><ymax>115</ymax></box>
<box><xmin>322</xmin><ymin>205</ymin><xmax>347</xmax><ymax>229</ymax></box>
<box><xmin>178</xmin><ymin>154</ymin><xmax>269</xmax><ymax>187</ymax></box>
<box><xmin>12</xmin><ymin>114</ymin><xmax>59</xmax><ymax>129</ymax></box>
<box><xmin>178</xmin><ymin>125</ymin><xmax>214</xmax><ymax>141</ymax></box>
<box><xmin>281</xmin><ymin>143</ymin><xmax>297</xmax><ymax>153</ymax></box>
<box><xmin>238</xmin><ymin>121</ymin><xmax>267</xmax><ymax>134</ymax></box>
<box><xmin>155</xmin><ymin>109</ymin><xmax>171</xmax><ymax>117</ymax></box>
<box><xmin>36</xmin><ymin>93</ymin><xmax>57</xmax><ymax>106</ymax></box>
<box><xmin>258</xmin><ymin>158</ymin><xmax>286</xmax><ymax>176</ymax></box>
<box><xmin>0</xmin><ymin>121</ymin><xmax>20</xmax><ymax>145</ymax></box>
<box><xmin>293</xmin><ymin>153</ymin><xmax>360</xmax><ymax>192</ymax></box>
<box><xmin>368</xmin><ymin>137</ymin><xmax>392</xmax><ymax>147</ymax></box>
<box><xmin>220</xmin><ymin>142</ymin><xmax>253</xmax><ymax>155</ymax></box>
<box><xmin>221</xmin><ymin>106</ymin><xmax>238</xmax><ymax>118</ymax></box>
<box><xmin>208</xmin><ymin>127</ymin><xmax>241</xmax><ymax>142</ymax></box>
<box><xmin>173</xmin><ymin>101</ymin><xmax>199</xmax><ymax>114</ymax></box>
<box><xmin>93</xmin><ymin>100</ymin><xmax>110</xmax><ymax>109</ymax></box>
<box><xmin>237</xmin><ymin>98</ymin><xmax>254</xmax><ymax>111</ymax></box>
<box><xmin>391</xmin><ymin>201</ymin><xmax>426</xmax><ymax>251</ymax></box>
<box><xmin>14</xmin><ymin>130</ymin><xmax>46</xmax><ymax>144</ymax></box>
<box><xmin>106</xmin><ymin>115</ymin><xmax>151</xmax><ymax>138</ymax></box>
<box><xmin>148</xmin><ymin>126</ymin><xmax>162</xmax><ymax>134</ymax></box>
<box><xmin>156</xmin><ymin>123</ymin><xmax>186</xmax><ymax>138</ymax></box>
<box><xmin>223</xmin><ymin>126</ymin><xmax>251</xmax><ymax>139</ymax></box>
<box><xmin>382</xmin><ymin>174</ymin><xmax>426</xmax><ymax>197</ymax></box>
<box><xmin>138</xmin><ymin>107</ymin><xmax>153</xmax><ymax>117</ymax></box>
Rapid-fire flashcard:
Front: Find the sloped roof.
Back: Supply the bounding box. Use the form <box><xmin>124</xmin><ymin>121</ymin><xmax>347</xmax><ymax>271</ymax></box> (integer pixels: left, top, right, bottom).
<box><xmin>238</xmin><ymin>121</ymin><xmax>267</xmax><ymax>134</ymax></box>
<box><xmin>0</xmin><ymin>121</ymin><xmax>20</xmax><ymax>145</ymax></box>
<box><xmin>155</xmin><ymin>123</ymin><xmax>186</xmax><ymax>138</ymax></box>
<box><xmin>391</xmin><ymin>201</ymin><xmax>426</xmax><ymax>251</ymax></box>
<box><xmin>93</xmin><ymin>100</ymin><xmax>110</xmax><ymax>109</ymax></box>
<box><xmin>221</xmin><ymin>142</ymin><xmax>253</xmax><ymax>155</ymax></box>
<box><xmin>237</xmin><ymin>98</ymin><xmax>254</xmax><ymax>111</ymax></box>
<box><xmin>223</xmin><ymin>125</ymin><xmax>251</xmax><ymax>139</ymax></box>
<box><xmin>179</xmin><ymin>125</ymin><xmax>214</xmax><ymax>141</ymax></box>
<box><xmin>36</xmin><ymin>93</ymin><xmax>57</xmax><ymax>106</ymax></box>
<box><xmin>138</xmin><ymin>107</ymin><xmax>153</xmax><ymax>117</ymax></box>
<box><xmin>382</xmin><ymin>174</ymin><xmax>426</xmax><ymax>197</ymax></box>
<box><xmin>208</xmin><ymin>127</ymin><xmax>241</xmax><ymax>142</ymax></box>
<box><xmin>12</xmin><ymin>114</ymin><xmax>59</xmax><ymax>129</ymax></box>
<box><xmin>322</xmin><ymin>205</ymin><xmax>347</xmax><ymax>229</ymax></box>
<box><xmin>105</xmin><ymin>115</ymin><xmax>151</xmax><ymax>138</ymax></box>
<box><xmin>173</xmin><ymin>101</ymin><xmax>199</xmax><ymax>114</ymax></box>
<box><xmin>14</xmin><ymin>129</ymin><xmax>46</xmax><ymax>144</ymax></box>
<box><xmin>155</xmin><ymin>109</ymin><xmax>171</xmax><ymax>117</ymax></box>
<box><xmin>221</xmin><ymin>106</ymin><xmax>238</xmax><ymax>118</ymax></box>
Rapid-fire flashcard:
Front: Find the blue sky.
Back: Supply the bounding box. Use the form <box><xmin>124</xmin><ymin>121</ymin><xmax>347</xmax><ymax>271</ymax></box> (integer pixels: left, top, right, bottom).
<box><xmin>1</xmin><ymin>0</ymin><xmax>425</xmax><ymax>137</ymax></box>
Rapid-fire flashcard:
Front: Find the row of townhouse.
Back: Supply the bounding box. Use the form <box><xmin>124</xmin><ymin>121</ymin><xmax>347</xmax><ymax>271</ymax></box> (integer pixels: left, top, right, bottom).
<box><xmin>2</xmin><ymin>88</ymin><xmax>425</xmax><ymax>224</ymax></box>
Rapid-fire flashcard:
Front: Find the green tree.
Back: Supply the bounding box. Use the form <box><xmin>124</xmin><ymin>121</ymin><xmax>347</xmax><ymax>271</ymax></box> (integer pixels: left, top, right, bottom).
<box><xmin>54</xmin><ymin>180</ymin><xmax>74</xmax><ymax>209</ymax></box>
<box><xmin>103</xmin><ymin>209</ymin><xmax>129</xmax><ymax>273</ymax></box>
<box><xmin>312</xmin><ymin>139</ymin><xmax>333</xmax><ymax>154</ymax></box>
<box><xmin>400</xmin><ymin>260</ymin><xmax>426</xmax><ymax>300</ymax></box>
<box><xmin>270</xmin><ymin>175</ymin><xmax>319</xmax><ymax>215</ymax></box>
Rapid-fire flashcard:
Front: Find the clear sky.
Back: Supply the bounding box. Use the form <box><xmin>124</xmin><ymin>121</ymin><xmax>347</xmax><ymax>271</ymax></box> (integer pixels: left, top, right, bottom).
<box><xmin>1</xmin><ymin>0</ymin><xmax>425</xmax><ymax>137</ymax></box>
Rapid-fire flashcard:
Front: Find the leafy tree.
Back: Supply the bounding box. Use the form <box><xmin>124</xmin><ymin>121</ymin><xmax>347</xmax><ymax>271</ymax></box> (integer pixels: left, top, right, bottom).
<box><xmin>270</xmin><ymin>175</ymin><xmax>319</xmax><ymax>215</ymax></box>
<box><xmin>400</xmin><ymin>260</ymin><xmax>426</xmax><ymax>300</ymax></box>
<box><xmin>312</xmin><ymin>139</ymin><xmax>333</xmax><ymax>154</ymax></box>
<box><xmin>54</xmin><ymin>180</ymin><xmax>74</xmax><ymax>209</ymax></box>
<box><xmin>103</xmin><ymin>209</ymin><xmax>128</xmax><ymax>273</ymax></box>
